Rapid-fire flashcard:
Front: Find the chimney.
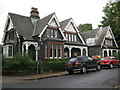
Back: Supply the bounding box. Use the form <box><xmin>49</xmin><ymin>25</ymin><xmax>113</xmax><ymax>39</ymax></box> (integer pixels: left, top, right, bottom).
<box><xmin>30</xmin><ymin>7</ymin><xmax>40</xmax><ymax>19</ymax></box>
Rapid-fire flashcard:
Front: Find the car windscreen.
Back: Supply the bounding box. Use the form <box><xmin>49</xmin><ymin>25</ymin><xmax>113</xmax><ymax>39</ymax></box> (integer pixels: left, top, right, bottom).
<box><xmin>69</xmin><ymin>58</ymin><xmax>76</xmax><ymax>62</ymax></box>
<box><xmin>100</xmin><ymin>58</ymin><xmax>107</xmax><ymax>60</ymax></box>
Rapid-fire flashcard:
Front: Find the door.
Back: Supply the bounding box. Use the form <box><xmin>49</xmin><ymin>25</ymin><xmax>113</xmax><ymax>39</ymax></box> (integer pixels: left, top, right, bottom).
<box><xmin>87</xmin><ymin>57</ymin><xmax>97</xmax><ymax>68</ymax></box>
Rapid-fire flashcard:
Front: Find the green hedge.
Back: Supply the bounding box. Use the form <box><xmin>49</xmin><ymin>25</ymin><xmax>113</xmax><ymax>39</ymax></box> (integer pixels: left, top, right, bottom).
<box><xmin>2</xmin><ymin>54</ymin><xmax>36</xmax><ymax>70</ymax></box>
<box><xmin>40</xmin><ymin>58</ymin><xmax>67</xmax><ymax>72</ymax></box>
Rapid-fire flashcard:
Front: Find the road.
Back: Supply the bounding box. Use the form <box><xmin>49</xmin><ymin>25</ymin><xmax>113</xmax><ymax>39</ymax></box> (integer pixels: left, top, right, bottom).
<box><xmin>2</xmin><ymin>67</ymin><xmax>119</xmax><ymax>88</ymax></box>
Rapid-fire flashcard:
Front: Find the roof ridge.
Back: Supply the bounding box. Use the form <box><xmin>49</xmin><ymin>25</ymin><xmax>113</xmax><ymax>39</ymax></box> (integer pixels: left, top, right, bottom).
<box><xmin>9</xmin><ymin>12</ymin><xmax>29</xmax><ymax>18</ymax></box>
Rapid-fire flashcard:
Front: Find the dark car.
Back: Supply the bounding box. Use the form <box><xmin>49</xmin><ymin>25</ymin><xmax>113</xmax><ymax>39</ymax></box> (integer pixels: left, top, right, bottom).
<box><xmin>65</xmin><ymin>56</ymin><xmax>101</xmax><ymax>74</ymax></box>
<box><xmin>98</xmin><ymin>56</ymin><xmax>119</xmax><ymax>68</ymax></box>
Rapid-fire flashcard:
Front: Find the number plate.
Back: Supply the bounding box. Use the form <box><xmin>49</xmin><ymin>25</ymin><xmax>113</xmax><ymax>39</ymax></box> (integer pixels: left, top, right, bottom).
<box><xmin>100</xmin><ymin>62</ymin><xmax>104</xmax><ymax>64</ymax></box>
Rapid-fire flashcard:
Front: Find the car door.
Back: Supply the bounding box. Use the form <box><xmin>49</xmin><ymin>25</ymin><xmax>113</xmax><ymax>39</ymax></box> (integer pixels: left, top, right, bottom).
<box><xmin>88</xmin><ymin>57</ymin><xmax>97</xmax><ymax>68</ymax></box>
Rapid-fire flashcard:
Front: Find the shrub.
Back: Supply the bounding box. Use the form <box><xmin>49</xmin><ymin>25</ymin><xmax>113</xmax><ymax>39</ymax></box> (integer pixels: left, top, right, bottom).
<box><xmin>40</xmin><ymin>58</ymin><xmax>67</xmax><ymax>72</ymax></box>
<box><xmin>2</xmin><ymin>54</ymin><xmax>36</xmax><ymax>70</ymax></box>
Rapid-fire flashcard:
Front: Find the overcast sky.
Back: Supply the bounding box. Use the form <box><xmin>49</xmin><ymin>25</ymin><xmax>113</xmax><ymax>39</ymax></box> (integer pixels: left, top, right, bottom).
<box><xmin>0</xmin><ymin>0</ymin><xmax>109</xmax><ymax>43</ymax></box>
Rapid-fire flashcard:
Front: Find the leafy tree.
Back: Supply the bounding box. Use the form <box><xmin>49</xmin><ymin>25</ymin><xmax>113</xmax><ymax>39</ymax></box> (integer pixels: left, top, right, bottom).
<box><xmin>78</xmin><ymin>23</ymin><xmax>92</xmax><ymax>32</ymax></box>
<box><xmin>100</xmin><ymin>1</ymin><xmax>120</xmax><ymax>48</ymax></box>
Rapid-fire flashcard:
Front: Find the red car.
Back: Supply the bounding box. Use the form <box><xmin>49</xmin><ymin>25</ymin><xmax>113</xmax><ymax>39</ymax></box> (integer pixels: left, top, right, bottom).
<box><xmin>98</xmin><ymin>56</ymin><xmax>120</xmax><ymax>69</ymax></box>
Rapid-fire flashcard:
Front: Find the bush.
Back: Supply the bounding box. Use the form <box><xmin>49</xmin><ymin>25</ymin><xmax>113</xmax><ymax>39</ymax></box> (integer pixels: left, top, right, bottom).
<box><xmin>40</xmin><ymin>58</ymin><xmax>67</xmax><ymax>72</ymax></box>
<box><xmin>2</xmin><ymin>54</ymin><xmax>36</xmax><ymax>70</ymax></box>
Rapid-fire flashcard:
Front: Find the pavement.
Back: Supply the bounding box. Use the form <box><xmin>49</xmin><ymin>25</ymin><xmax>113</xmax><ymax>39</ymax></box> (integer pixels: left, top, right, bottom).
<box><xmin>2</xmin><ymin>71</ymin><xmax>68</xmax><ymax>83</ymax></box>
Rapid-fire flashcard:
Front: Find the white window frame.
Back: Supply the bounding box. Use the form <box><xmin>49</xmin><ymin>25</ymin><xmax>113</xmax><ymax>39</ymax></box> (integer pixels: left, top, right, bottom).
<box><xmin>58</xmin><ymin>45</ymin><xmax>62</xmax><ymax>58</ymax></box>
<box><xmin>74</xmin><ymin>35</ymin><xmax>76</xmax><ymax>42</ymax></box>
<box><xmin>66</xmin><ymin>33</ymin><xmax>68</xmax><ymax>40</ymax></box>
<box><xmin>69</xmin><ymin>34</ymin><xmax>71</xmax><ymax>41</ymax></box>
<box><xmin>3</xmin><ymin>44</ymin><xmax>13</xmax><ymax>58</ymax></box>
<box><xmin>51</xmin><ymin>29</ymin><xmax>53</xmax><ymax>38</ymax></box>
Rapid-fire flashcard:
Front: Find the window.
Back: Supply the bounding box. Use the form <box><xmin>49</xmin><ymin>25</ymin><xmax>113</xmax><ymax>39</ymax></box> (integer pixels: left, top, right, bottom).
<box><xmin>51</xmin><ymin>29</ymin><xmax>53</xmax><ymax>37</ymax></box>
<box><xmin>105</xmin><ymin>40</ymin><xmax>112</xmax><ymax>46</ymax></box>
<box><xmin>54</xmin><ymin>30</ymin><xmax>57</xmax><ymax>38</ymax></box>
<box><xmin>47</xmin><ymin>29</ymin><xmax>49</xmax><ymax>37</ymax></box>
<box><xmin>50</xmin><ymin>44</ymin><xmax>53</xmax><ymax>58</ymax></box>
<box><xmin>58</xmin><ymin>45</ymin><xmax>62</xmax><ymax>57</ymax></box>
<box><xmin>3</xmin><ymin>45</ymin><xmax>13</xmax><ymax>58</ymax></box>
<box><xmin>74</xmin><ymin>35</ymin><xmax>76</xmax><ymax>42</ymax></box>
<box><xmin>72</xmin><ymin>34</ymin><xmax>73</xmax><ymax>41</ymax></box>
<box><xmin>69</xmin><ymin>34</ymin><xmax>71</xmax><ymax>41</ymax></box>
<box><xmin>66</xmin><ymin>33</ymin><xmax>68</xmax><ymax>40</ymax></box>
<box><xmin>8</xmin><ymin>46</ymin><xmax>13</xmax><ymax>56</ymax></box>
<box><xmin>54</xmin><ymin>45</ymin><xmax>57</xmax><ymax>57</ymax></box>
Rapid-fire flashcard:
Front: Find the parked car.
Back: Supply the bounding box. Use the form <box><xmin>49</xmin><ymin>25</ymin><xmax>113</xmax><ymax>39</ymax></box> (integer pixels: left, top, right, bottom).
<box><xmin>98</xmin><ymin>56</ymin><xmax>119</xmax><ymax>69</ymax></box>
<box><xmin>65</xmin><ymin>56</ymin><xmax>101</xmax><ymax>74</ymax></box>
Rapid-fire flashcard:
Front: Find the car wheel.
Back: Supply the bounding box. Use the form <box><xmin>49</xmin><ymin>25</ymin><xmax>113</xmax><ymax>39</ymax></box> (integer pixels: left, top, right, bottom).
<box><xmin>109</xmin><ymin>63</ymin><xmax>113</xmax><ymax>69</ymax></box>
<box><xmin>68</xmin><ymin>71</ymin><xmax>74</xmax><ymax>74</ymax></box>
<box><xmin>118</xmin><ymin>62</ymin><xmax>120</xmax><ymax>67</ymax></box>
<box><xmin>96</xmin><ymin>65</ymin><xmax>101</xmax><ymax>71</ymax></box>
<box><xmin>81</xmin><ymin>66</ymin><xmax>87</xmax><ymax>74</ymax></box>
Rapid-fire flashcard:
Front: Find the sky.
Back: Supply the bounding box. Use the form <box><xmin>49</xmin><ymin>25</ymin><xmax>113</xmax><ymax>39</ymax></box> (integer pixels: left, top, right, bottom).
<box><xmin>0</xmin><ymin>0</ymin><xmax>109</xmax><ymax>43</ymax></box>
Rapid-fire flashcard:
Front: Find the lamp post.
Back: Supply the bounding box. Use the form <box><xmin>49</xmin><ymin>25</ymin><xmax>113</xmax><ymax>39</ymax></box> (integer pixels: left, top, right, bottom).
<box><xmin>35</xmin><ymin>46</ymin><xmax>40</xmax><ymax>74</ymax></box>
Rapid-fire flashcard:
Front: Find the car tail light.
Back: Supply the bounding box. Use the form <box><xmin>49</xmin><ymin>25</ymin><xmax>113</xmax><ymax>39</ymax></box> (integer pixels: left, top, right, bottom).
<box><xmin>75</xmin><ymin>61</ymin><xmax>79</xmax><ymax>65</ymax></box>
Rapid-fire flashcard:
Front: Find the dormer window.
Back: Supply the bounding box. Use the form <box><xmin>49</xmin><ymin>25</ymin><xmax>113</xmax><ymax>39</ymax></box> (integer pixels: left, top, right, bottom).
<box><xmin>105</xmin><ymin>39</ymin><xmax>113</xmax><ymax>46</ymax></box>
<box><xmin>64</xmin><ymin>32</ymin><xmax>76</xmax><ymax>42</ymax></box>
<box><xmin>46</xmin><ymin>27</ymin><xmax>57</xmax><ymax>38</ymax></box>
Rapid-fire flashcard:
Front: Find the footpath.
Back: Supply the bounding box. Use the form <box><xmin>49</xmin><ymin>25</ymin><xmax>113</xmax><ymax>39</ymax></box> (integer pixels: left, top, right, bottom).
<box><xmin>2</xmin><ymin>71</ymin><xmax>68</xmax><ymax>84</ymax></box>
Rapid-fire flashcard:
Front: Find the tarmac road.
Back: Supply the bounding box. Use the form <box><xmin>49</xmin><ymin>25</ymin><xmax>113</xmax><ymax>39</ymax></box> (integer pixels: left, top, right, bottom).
<box><xmin>2</xmin><ymin>67</ymin><xmax>119</xmax><ymax>89</ymax></box>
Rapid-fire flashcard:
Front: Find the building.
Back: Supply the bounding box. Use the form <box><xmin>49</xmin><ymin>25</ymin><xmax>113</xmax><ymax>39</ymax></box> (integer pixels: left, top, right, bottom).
<box><xmin>2</xmin><ymin>7</ymin><xmax>88</xmax><ymax>60</ymax></box>
<box><xmin>80</xmin><ymin>26</ymin><xmax>119</xmax><ymax>57</ymax></box>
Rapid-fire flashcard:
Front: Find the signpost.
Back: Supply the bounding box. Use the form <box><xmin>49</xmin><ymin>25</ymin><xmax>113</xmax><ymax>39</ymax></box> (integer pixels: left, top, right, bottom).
<box><xmin>35</xmin><ymin>46</ymin><xmax>40</xmax><ymax>74</ymax></box>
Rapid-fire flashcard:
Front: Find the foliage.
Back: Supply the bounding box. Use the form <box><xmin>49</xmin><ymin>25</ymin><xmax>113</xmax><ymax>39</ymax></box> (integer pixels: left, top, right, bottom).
<box><xmin>40</xmin><ymin>58</ymin><xmax>67</xmax><ymax>72</ymax></box>
<box><xmin>2</xmin><ymin>54</ymin><xmax>36</xmax><ymax>70</ymax></box>
<box><xmin>78</xmin><ymin>23</ymin><xmax>92</xmax><ymax>32</ymax></box>
<box><xmin>100</xmin><ymin>1</ymin><xmax>120</xmax><ymax>48</ymax></box>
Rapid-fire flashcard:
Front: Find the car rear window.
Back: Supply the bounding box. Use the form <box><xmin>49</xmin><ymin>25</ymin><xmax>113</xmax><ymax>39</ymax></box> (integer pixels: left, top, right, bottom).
<box><xmin>109</xmin><ymin>57</ymin><xmax>116</xmax><ymax>60</ymax></box>
<box><xmin>77</xmin><ymin>57</ymin><xmax>87</xmax><ymax>62</ymax></box>
<box><xmin>100</xmin><ymin>58</ymin><xmax>107</xmax><ymax>60</ymax></box>
<box><xmin>69</xmin><ymin>58</ymin><xmax>76</xmax><ymax>62</ymax></box>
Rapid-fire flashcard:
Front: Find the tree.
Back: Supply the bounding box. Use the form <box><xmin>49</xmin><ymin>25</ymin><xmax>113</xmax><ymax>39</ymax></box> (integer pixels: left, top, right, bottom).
<box><xmin>78</xmin><ymin>23</ymin><xmax>92</xmax><ymax>32</ymax></box>
<box><xmin>100</xmin><ymin>1</ymin><xmax>120</xmax><ymax>48</ymax></box>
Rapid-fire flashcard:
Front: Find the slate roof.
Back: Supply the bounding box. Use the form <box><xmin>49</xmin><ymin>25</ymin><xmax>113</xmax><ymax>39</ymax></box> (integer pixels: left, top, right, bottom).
<box><xmin>33</xmin><ymin>13</ymin><xmax>55</xmax><ymax>36</ymax></box>
<box><xmin>80</xmin><ymin>27</ymin><xmax>109</xmax><ymax>46</ymax></box>
<box><xmin>60</xmin><ymin>18</ymin><xmax>71</xmax><ymax>30</ymax></box>
<box><xmin>9</xmin><ymin>13</ymin><xmax>34</xmax><ymax>40</ymax></box>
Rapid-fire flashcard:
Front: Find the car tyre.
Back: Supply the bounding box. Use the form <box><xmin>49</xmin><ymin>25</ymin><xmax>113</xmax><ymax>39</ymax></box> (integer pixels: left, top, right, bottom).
<box><xmin>109</xmin><ymin>63</ymin><xmax>113</xmax><ymax>69</ymax></box>
<box><xmin>118</xmin><ymin>62</ymin><xmax>120</xmax><ymax>67</ymax></box>
<box><xmin>81</xmin><ymin>66</ymin><xmax>87</xmax><ymax>74</ymax></box>
<box><xmin>96</xmin><ymin>64</ymin><xmax>101</xmax><ymax>71</ymax></box>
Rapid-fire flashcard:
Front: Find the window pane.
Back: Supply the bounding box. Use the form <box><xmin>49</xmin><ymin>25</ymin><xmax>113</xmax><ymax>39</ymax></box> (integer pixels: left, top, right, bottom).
<box><xmin>58</xmin><ymin>45</ymin><xmax>61</xmax><ymax>57</ymax></box>
<box><xmin>54</xmin><ymin>30</ymin><xmax>57</xmax><ymax>38</ymax></box>
<box><xmin>69</xmin><ymin>34</ymin><xmax>71</xmax><ymax>41</ymax></box>
<box><xmin>72</xmin><ymin>34</ymin><xmax>73</xmax><ymax>41</ymax></box>
<box><xmin>47</xmin><ymin>29</ymin><xmax>49</xmax><ymax>37</ymax></box>
<box><xmin>8</xmin><ymin>46</ymin><xmax>12</xmax><ymax>56</ymax></box>
<box><xmin>54</xmin><ymin>45</ymin><xmax>57</xmax><ymax>57</ymax></box>
<box><xmin>74</xmin><ymin>35</ymin><xmax>76</xmax><ymax>42</ymax></box>
<box><xmin>51</xmin><ymin>29</ymin><xmax>53</xmax><ymax>37</ymax></box>
<box><xmin>50</xmin><ymin>45</ymin><xmax>53</xmax><ymax>57</ymax></box>
<box><xmin>66</xmin><ymin>33</ymin><xmax>68</xmax><ymax>40</ymax></box>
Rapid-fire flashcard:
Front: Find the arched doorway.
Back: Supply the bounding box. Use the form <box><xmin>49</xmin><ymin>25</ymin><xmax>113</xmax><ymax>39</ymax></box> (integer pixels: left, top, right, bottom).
<box><xmin>109</xmin><ymin>50</ymin><xmax>111</xmax><ymax>56</ymax></box>
<box><xmin>83</xmin><ymin>49</ymin><xmax>86</xmax><ymax>56</ymax></box>
<box><xmin>104</xmin><ymin>50</ymin><xmax>107</xmax><ymax>57</ymax></box>
<box><xmin>112</xmin><ymin>50</ymin><xmax>117</xmax><ymax>57</ymax></box>
<box><xmin>28</xmin><ymin>44</ymin><xmax>36</xmax><ymax>60</ymax></box>
<box><xmin>64</xmin><ymin>47</ymin><xmax>69</xmax><ymax>58</ymax></box>
<box><xmin>71</xmin><ymin>48</ymin><xmax>81</xmax><ymax>58</ymax></box>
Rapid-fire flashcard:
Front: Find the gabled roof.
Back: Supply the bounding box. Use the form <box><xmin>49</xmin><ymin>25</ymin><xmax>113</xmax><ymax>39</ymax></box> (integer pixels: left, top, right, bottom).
<box><xmin>80</xmin><ymin>29</ymin><xmax>99</xmax><ymax>44</ymax></box>
<box><xmin>33</xmin><ymin>13</ymin><xmax>55</xmax><ymax>36</ymax></box>
<box><xmin>9</xmin><ymin>13</ymin><xmax>34</xmax><ymax>40</ymax></box>
<box><xmin>80</xmin><ymin>26</ymin><xmax>118</xmax><ymax>47</ymax></box>
<box><xmin>60</xmin><ymin>18</ymin><xmax>71</xmax><ymax>30</ymax></box>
